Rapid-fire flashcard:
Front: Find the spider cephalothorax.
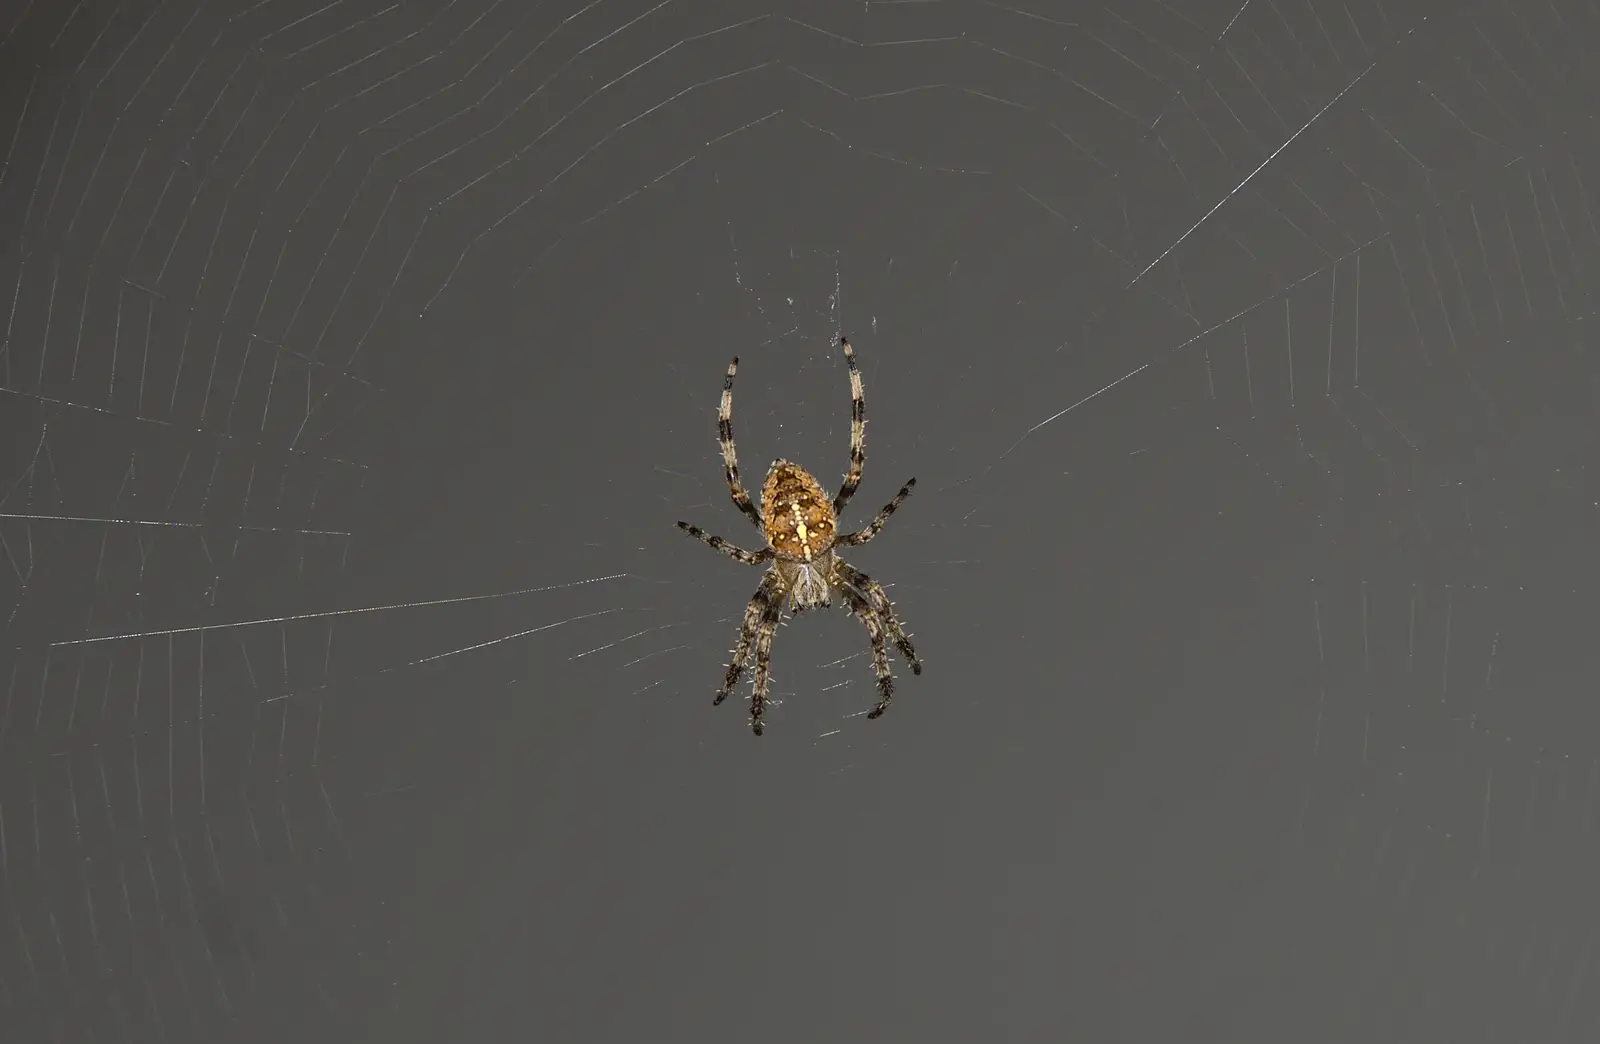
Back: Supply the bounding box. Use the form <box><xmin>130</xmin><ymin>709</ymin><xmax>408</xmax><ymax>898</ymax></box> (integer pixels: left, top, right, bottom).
<box><xmin>676</xmin><ymin>337</ymin><xmax>921</xmax><ymax>735</ymax></box>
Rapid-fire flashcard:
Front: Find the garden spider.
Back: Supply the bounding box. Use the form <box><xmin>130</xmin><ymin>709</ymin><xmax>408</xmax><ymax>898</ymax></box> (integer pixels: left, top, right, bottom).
<box><xmin>677</xmin><ymin>337</ymin><xmax>921</xmax><ymax>735</ymax></box>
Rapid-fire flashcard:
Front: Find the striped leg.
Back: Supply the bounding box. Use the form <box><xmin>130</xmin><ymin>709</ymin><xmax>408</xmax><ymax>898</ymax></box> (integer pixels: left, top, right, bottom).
<box><xmin>717</xmin><ymin>357</ymin><xmax>762</xmax><ymax>528</ymax></box>
<box><xmin>676</xmin><ymin>522</ymin><xmax>773</xmax><ymax>566</ymax></box>
<box><xmin>833</xmin><ymin>337</ymin><xmax>867</xmax><ymax>515</ymax></box>
<box><xmin>744</xmin><ymin>585</ymin><xmax>785</xmax><ymax>735</ymax></box>
<box><xmin>836</xmin><ymin>477</ymin><xmax>915</xmax><ymax>547</ymax></box>
<box><xmin>836</xmin><ymin>560</ymin><xmax>921</xmax><ymax>675</ymax></box>
<box><xmin>838</xmin><ymin>585</ymin><xmax>896</xmax><ymax>719</ymax></box>
<box><xmin>716</xmin><ymin>572</ymin><xmax>783</xmax><ymax>712</ymax></box>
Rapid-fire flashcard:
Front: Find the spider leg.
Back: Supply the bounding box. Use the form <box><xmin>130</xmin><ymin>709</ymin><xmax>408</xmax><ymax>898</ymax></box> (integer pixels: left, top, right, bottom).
<box><xmin>835</xmin><ymin>560</ymin><xmax>921</xmax><ymax>675</ymax></box>
<box><xmin>744</xmin><ymin>586</ymin><xmax>785</xmax><ymax>736</ymax></box>
<box><xmin>715</xmin><ymin>572</ymin><xmax>781</xmax><ymax>710</ymax></box>
<box><xmin>717</xmin><ymin>357</ymin><xmax>763</xmax><ymax>529</ymax></box>
<box><xmin>832</xmin><ymin>337</ymin><xmax>867</xmax><ymax>515</ymax></box>
<box><xmin>676</xmin><ymin>522</ymin><xmax>774</xmax><ymax>566</ymax></box>
<box><xmin>838</xmin><ymin>585</ymin><xmax>896</xmax><ymax>719</ymax></box>
<box><xmin>835</xmin><ymin>477</ymin><xmax>915</xmax><ymax>547</ymax></box>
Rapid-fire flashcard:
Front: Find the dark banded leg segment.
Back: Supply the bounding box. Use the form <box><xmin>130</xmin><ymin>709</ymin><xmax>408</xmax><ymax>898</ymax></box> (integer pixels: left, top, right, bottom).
<box><xmin>836</xmin><ymin>560</ymin><xmax>921</xmax><ymax>675</ymax></box>
<box><xmin>839</xmin><ymin>585</ymin><xmax>896</xmax><ymax>719</ymax></box>
<box><xmin>833</xmin><ymin>338</ymin><xmax>867</xmax><ymax>515</ymax></box>
<box><xmin>716</xmin><ymin>572</ymin><xmax>783</xmax><ymax>712</ymax></box>
<box><xmin>676</xmin><ymin>522</ymin><xmax>773</xmax><ymax>566</ymax></box>
<box><xmin>836</xmin><ymin>477</ymin><xmax>915</xmax><ymax>547</ymax></box>
<box><xmin>744</xmin><ymin>587</ymin><xmax>784</xmax><ymax>735</ymax></box>
<box><xmin>717</xmin><ymin>357</ymin><xmax>763</xmax><ymax>529</ymax></box>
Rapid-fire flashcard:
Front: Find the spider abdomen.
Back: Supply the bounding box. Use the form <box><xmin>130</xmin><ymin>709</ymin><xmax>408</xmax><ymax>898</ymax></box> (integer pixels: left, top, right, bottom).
<box><xmin>760</xmin><ymin>460</ymin><xmax>836</xmax><ymax>561</ymax></box>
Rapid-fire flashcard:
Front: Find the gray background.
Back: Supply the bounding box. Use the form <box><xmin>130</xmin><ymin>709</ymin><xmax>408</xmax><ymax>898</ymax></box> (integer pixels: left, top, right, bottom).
<box><xmin>2</xmin><ymin>0</ymin><xmax>1599</xmax><ymax>1040</ymax></box>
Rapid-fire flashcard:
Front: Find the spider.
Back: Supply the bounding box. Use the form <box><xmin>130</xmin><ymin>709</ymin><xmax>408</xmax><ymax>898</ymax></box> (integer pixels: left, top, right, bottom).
<box><xmin>677</xmin><ymin>337</ymin><xmax>922</xmax><ymax>736</ymax></box>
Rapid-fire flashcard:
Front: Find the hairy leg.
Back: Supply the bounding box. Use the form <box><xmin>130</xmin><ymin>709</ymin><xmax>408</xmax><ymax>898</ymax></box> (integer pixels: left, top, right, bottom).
<box><xmin>839</xmin><ymin>585</ymin><xmax>896</xmax><ymax>719</ymax></box>
<box><xmin>717</xmin><ymin>357</ymin><xmax>763</xmax><ymax>528</ymax></box>
<box><xmin>715</xmin><ymin>573</ymin><xmax>782</xmax><ymax>707</ymax></box>
<box><xmin>835</xmin><ymin>478</ymin><xmax>915</xmax><ymax>547</ymax></box>
<box><xmin>836</xmin><ymin>560</ymin><xmax>921</xmax><ymax>674</ymax></box>
<box><xmin>677</xmin><ymin>522</ymin><xmax>774</xmax><ymax>566</ymax></box>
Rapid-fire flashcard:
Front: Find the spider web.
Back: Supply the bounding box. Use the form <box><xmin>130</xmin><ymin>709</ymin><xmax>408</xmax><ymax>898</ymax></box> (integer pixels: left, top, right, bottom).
<box><xmin>2</xmin><ymin>0</ymin><xmax>1599</xmax><ymax>1040</ymax></box>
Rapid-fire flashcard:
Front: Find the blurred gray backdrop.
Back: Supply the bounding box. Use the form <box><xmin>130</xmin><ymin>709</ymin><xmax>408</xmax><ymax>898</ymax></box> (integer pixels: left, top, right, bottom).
<box><xmin>3</xmin><ymin>0</ymin><xmax>1600</xmax><ymax>1040</ymax></box>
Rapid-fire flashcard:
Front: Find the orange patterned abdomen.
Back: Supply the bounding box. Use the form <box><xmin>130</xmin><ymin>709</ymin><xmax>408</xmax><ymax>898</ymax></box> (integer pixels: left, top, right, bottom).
<box><xmin>760</xmin><ymin>460</ymin><xmax>837</xmax><ymax>560</ymax></box>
